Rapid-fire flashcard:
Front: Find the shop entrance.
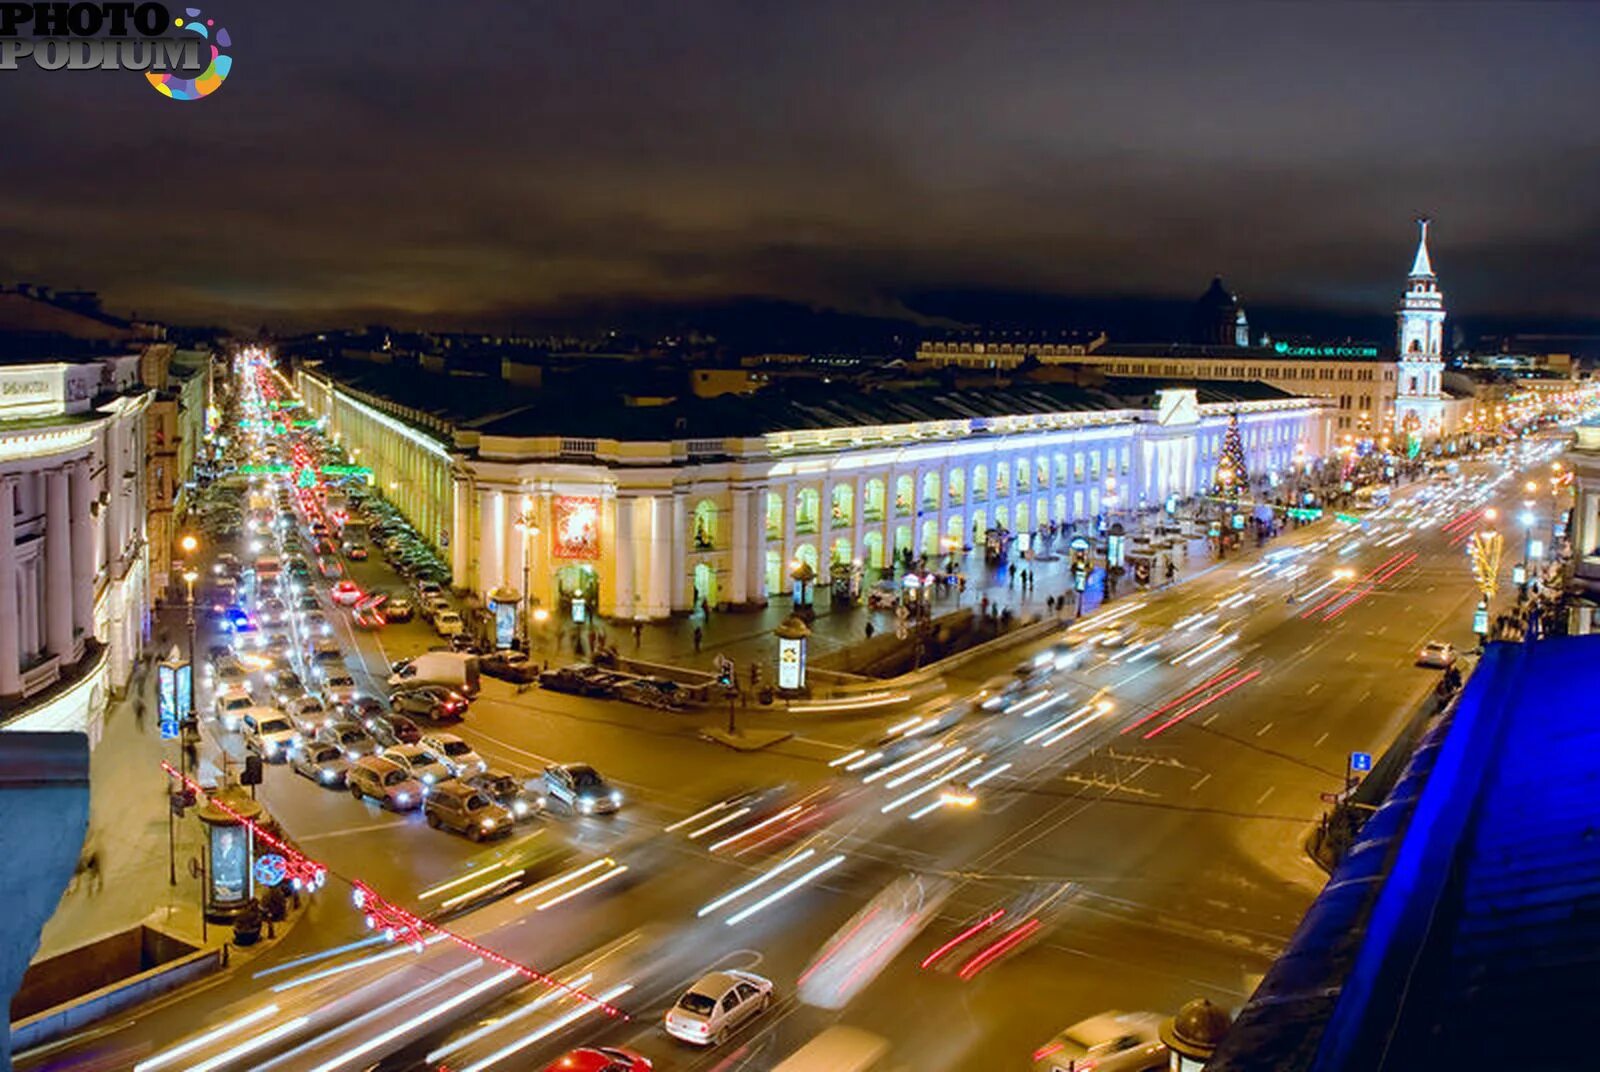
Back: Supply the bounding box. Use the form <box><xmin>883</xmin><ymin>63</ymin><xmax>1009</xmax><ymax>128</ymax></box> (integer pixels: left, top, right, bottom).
<box><xmin>554</xmin><ymin>565</ymin><xmax>599</xmax><ymax>623</ymax></box>
<box><xmin>693</xmin><ymin>563</ymin><xmax>719</xmax><ymax>611</ymax></box>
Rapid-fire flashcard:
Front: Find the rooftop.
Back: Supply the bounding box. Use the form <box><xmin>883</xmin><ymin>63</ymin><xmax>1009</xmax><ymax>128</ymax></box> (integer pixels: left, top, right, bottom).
<box><xmin>305</xmin><ymin>357</ymin><xmax>1309</xmax><ymax>443</ymax></box>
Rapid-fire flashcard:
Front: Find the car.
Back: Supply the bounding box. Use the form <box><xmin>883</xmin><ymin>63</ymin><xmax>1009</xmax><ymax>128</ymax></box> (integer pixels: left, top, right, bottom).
<box><xmin>1417</xmin><ymin>640</ymin><xmax>1457</xmax><ymax>668</ymax></box>
<box><xmin>422</xmin><ymin>732</ymin><xmax>486</xmax><ymax>777</ymax></box>
<box><xmin>364</xmin><ymin>712</ymin><xmax>422</xmax><ymax>747</ymax></box>
<box><xmin>482</xmin><ymin>650</ymin><xmax>538</xmax><ymax>683</ymax></box>
<box><xmin>539</xmin><ymin>666</ymin><xmax>617</xmax><ymax>698</ymax></box>
<box><xmin>300</xmin><ymin>609</ymin><xmax>332</xmax><ymax>638</ymax></box>
<box><xmin>286</xmin><ymin>694</ymin><xmax>332</xmax><ymax>734</ymax></box>
<box><xmin>322</xmin><ymin>671</ymin><xmax>360</xmax><ymax>706</ymax></box>
<box><xmin>391</xmin><ymin>685</ymin><xmax>469</xmax><ymax>721</ymax></box>
<box><xmin>242</xmin><ymin>709</ymin><xmax>301</xmax><ymax>762</ymax></box>
<box><xmin>318</xmin><ymin>555</ymin><xmax>345</xmax><ymax>579</ymax></box>
<box><xmin>424</xmin><ymin>780</ymin><xmax>514</xmax><ymax>840</ymax></box>
<box><xmin>664</xmin><ymin>970</ymin><xmax>774</xmax><ymax>1046</ymax></box>
<box><xmin>226</xmin><ymin>614</ymin><xmax>262</xmax><ymax>650</ymax></box>
<box><xmin>1030</xmin><ymin>1010</ymin><xmax>1168</xmax><ymax>1072</ymax></box>
<box><xmin>414</xmin><ymin>579</ymin><xmax>444</xmax><ymax>600</ymax></box>
<box><xmin>383</xmin><ymin>596</ymin><xmax>415</xmax><ymax>622</ymax></box>
<box><xmin>268</xmin><ymin>669</ymin><xmax>309</xmax><ymax>709</ymax></box>
<box><xmin>316</xmin><ymin>720</ymin><xmax>380</xmax><ymax>759</ymax></box>
<box><xmin>306</xmin><ymin>637</ymin><xmax>345</xmax><ymax>680</ymax></box>
<box><xmin>256</xmin><ymin>596</ymin><xmax>288</xmax><ymax>627</ymax></box>
<box><xmin>214</xmin><ymin>686</ymin><xmax>254</xmax><ymax>730</ymax></box>
<box><xmin>294</xmin><ymin>590</ymin><xmax>320</xmax><ymax>614</ymax></box>
<box><xmin>543</xmin><ymin>763</ymin><xmax>622</xmax><ymax>815</ymax></box>
<box><xmin>211</xmin><ymin>657</ymin><xmax>252</xmax><ymax>693</ymax></box>
<box><xmin>292</xmin><ymin>743</ymin><xmax>351</xmax><ymax>787</ymax></box>
<box><xmin>539</xmin><ymin>1049</ymin><xmax>652</xmax><ymax>1072</ymax></box>
<box><xmin>314</xmin><ymin>538</ymin><xmax>337</xmax><ymax>557</ymax></box>
<box><xmin>342</xmin><ymin>542</ymin><xmax>369</xmax><ymax>561</ymax></box>
<box><xmin>347</xmin><ymin>755</ymin><xmax>423</xmax><ymax>810</ymax></box>
<box><xmin>465</xmin><ymin>769</ymin><xmax>545</xmax><ymax>820</ymax></box>
<box><xmin>383</xmin><ymin>743</ymin><xmax>454</xmax><ymax>786</ymax></box>
<box><xmin>330</xmin><ymin>580</ymin><xmax>362</xmax><ymax>606</ymax></box>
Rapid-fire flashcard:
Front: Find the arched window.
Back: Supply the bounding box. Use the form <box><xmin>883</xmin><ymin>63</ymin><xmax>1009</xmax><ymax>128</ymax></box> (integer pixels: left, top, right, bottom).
<box><xmin>795</xmin><ymin>488</ymin><xmax>820</xmax><ymax>533</ymax></box>
<box><xmin>971</xmin><ymin>465</ymin><xmax>989</xmax><ymax>502</ymax></box>
<box><xmin>863</xmin><ymin>478</ymin><xmax>886</xmax><ymax>522</ymax></box>
<box><xmin>921</xmin><ymin>472</ymin><xmax>940</xmax><ymax>510</ymax></box>
<box><xmin>830</xmin><ymin>483</ymin><xmax>854</xmax><ymax>529</ymax></box>
<box><xmin>765</xmin><ymin>491</ymin><xmax>783</xmax><ymax>540</ymax></box>
<box><xmin>947</xmin><ymin>468</ymin><xmax>966</xmax><ymax>506</ymax></box>
<box><xmin>895</xmin><ymin>475</ymin><xmax>914</xmax><ymax>517</ymax></box>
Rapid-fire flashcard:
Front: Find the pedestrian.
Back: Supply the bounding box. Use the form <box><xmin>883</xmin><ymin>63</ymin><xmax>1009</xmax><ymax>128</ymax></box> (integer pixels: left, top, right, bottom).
<box><xmin>183</xmin><ymin>736</ymin><xmax>199</xmax><ymax>773</ymax></box>
<box><xmin>692</xmin><ymin>625</ymin><xmax>703</xmax><ymax>653</ymax></box>
<box><xmin>865</xmin><ymin>620</ymin><xmax>876</xmax><ymax>640</ymax></box>
<box><xmin>980</xmin><ymin>594</ymin><xmax>989</xmax><ymax>617</ymax></box>
<box><xmin>1047</xmin><ymin>595</ymin><xmax>1056</xmax><ymax>614</ymax></box>
<box><xmin>632</xmin><ymin>621</ymin><xmax>643</xmax><ymax>648</ymax></box>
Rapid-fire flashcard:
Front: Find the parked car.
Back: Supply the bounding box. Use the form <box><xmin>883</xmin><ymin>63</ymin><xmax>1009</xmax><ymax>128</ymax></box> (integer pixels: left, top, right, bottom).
<box><xmin>422</xmin><ymin>732</ymin><xmax>486</xmax><ymax>777</ymax></box>
<box><xmin>391</xmin><ymin>685</ymin><xmax>469</xmax><ymax>721</ymax></box>
<box><xmin>424</xmin><ymin>780</ymin><xmax>514</xmax><ymax>841</ymax></box>
<box><xmin>242</xmin><ymin>709</ymin><xmax>301</xmax><ymax>762</ymax></box>
<box><xmin>465</xmin><ymin>769</ymin><xmax>545</xmax><ymax>820</ymax></box>
<box><xmin>433</xmin><ymin>610</ymin><xmax>466</xmax><ymax>639</ymax></box>
<box><xmin>482</xmin><ymin>650</ymin><xmax>538</xmax><ymax>683</ymax></box>
<box><xmin>1417</xmin><ymin>640</ymin><xmax>1456</xmax><ymax>668</ymax></box>
<box><xmin>664</xmin><ymin>970</ymin><xmax>774</xmax><ymax>1046</ymax></box>
<box><xmin>347</xmin><ymin>756</ymin><xmax>423</xmax><ymax>811</ymax></box>
<box><xmin>1030</xmin><ymin>1011</ymin><xmax>1169</xmax><ymax>1072</ymax></box>
<box><xmin>383</xmin><ymin>743</ymin><xmax>454</xmax><ymax>786</ymax></box>
<box><xmin>539</xmin><ymin>665</ymin><xmax>617</xmax><ymax>698</ymax></box>
<box><xmin>543</xmin><ymin>763</ymin><xmax>622</xmax><ymax>815</ymax></box>
<box><xmin>291</xmin><ymin>743</ymin><xmax>351</xmax><ymax>787</ymax></box>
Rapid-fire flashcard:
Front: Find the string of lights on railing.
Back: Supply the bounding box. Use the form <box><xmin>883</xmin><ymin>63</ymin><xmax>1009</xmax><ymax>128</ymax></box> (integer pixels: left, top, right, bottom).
<box><xmin>160</xmin><ymin>762</ymin><xmax>630</xmax><ymax>1020</ymax></box>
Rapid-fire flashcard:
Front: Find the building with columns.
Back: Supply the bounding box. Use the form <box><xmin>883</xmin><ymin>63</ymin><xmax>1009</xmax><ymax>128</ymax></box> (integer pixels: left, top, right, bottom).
<box><xmin>0</xmin><ymin>355</ymin><xmax>152</xmax><ymax>742</ymax></box>
<box><xmin>297</xmin><ymin>358</ymin><xmax>1332</xmax><ymax>624</ymax></box>
<box><xmin>918</xmin><ymin>220</ymin><xmax>1483</xmax><ymax>447</ymax></box>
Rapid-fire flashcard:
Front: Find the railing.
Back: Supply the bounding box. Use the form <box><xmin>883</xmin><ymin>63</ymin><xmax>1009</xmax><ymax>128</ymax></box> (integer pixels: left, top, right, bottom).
<box><xmin>559</xmin><ymin>438</ymin><xmax>597</xmax><ymax>458</ymax></box>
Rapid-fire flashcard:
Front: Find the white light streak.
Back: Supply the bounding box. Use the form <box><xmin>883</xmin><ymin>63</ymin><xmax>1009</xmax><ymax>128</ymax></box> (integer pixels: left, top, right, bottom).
<box><xmin>133</xmin><ymin>1004</ymin><xmax>282</xmax><ymax>1071</ymax></box>
<box><xmin>862</xmin><ymin>742</ymin><xmax>943</xmax><ymax>784</ymax></box>
<box><xmin>304</xmin><ymin>969</ymin><xmax>520</xmax><ymax>1072</ymax></box>
<box><xmin>725</xmin><ymin>854</ymin><xmax>847</xmax><ymax>925</ymax></box>
<box><xmin>880</xmin><ymin>758</ymin><xmax>983</xmax><ymax>814</ymax></box>
<box><xmin>697</xmin><ymin>849</ymin><xmax>817</xmax><ymax>918</ymax></box>
<box><xmin>513</xmin><ymin>858</ymin><xmax>614</xmax><ymax>905</ymax></box>
<box><xmin>455</xmin><ymin>984</ymin><xmax>634</xmax><ymax>1072</ymax></box>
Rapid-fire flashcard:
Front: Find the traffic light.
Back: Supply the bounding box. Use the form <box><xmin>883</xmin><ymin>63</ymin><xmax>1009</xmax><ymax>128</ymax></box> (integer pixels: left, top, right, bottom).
<box><xmin>717</xmin><ymin>663</ymin><xmax>735</xmax><ymax>688</ymax></box>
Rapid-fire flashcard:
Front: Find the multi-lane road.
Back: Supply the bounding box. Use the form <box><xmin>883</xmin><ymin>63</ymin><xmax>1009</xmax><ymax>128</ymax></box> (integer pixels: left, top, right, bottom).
<box><xmin>24</xmin><ymin>394</ymin><xmax>1565</xmax><ymax>1071</ymax></box>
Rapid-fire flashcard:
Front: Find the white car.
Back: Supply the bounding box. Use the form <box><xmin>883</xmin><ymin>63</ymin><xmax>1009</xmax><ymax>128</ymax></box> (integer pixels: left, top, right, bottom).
<box><xmin>1031</xmin><ymin>1010</ymin><xmax>1168</xmax><ymax>1072</ymax></box>
<box><xmin>665</xmin><ymin>970</ymin><xmax>774</xmax><ymax>1046</ymax></box>
<box><xmin>322</xmin><ymin>671</ymin><xmax>360</xmax><ymax>706</ymax></box>
<box><xmin>383</xmin><ymin>744</ymin><xmax>453</xmax><ymax>787</ymax></box>
<box><xmin>286</xmin><ymin>694</ymin><xmax>332</xmax><ymax>734</ymax></box>
<box><xmin>433</xmin><ymin>610</ymin><xmax>465</xmax><ymax>638</ymax></box>
<box><xmin>214</xmin><ymin>686</ymin><xmax>254</xmax><ymax>730</ymax></box>
<box><xmin>242</xmin><ymin>709</ymin><xmax>302</xmax><ymax>762</ymax></box>
<box><xmin>422</xmin><ymin>732</ymin><xmax>486</xmax><ymax>777</ymax></box>
<box><xmin>1416</xmin><ymin>640</ymin><xmax>1456</xmax><ymax>668</ymax></box>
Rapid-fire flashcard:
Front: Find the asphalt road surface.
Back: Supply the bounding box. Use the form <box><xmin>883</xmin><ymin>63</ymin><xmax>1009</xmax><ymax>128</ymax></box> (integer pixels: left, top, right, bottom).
<box><xmin>22</xmin><ymin>399</ymin><xmax>1563</xmax><ymax>1072</ymax></box>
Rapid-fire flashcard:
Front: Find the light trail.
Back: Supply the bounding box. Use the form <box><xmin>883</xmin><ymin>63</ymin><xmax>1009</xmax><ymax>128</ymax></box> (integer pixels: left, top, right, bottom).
<box><xmin>133</xmin><ymin>1004</ymin><xmax>282</xmax><ymax>1071</ymax></box>
<box><xmin>799</xmin><ymin>909</ymin><xmax>882</xmax><ymax>987</ymax></box>
<box><xmin>187</xmin><ymin>1016</ymin><xmax>311</xmax><ymax>1072</ymax></box>
<box><xmin>535</xmin><ymin>863</ymin><xmax>629</xmax><ymax>911</ymax></box>
<box><xmin>844</xmin><ymin>750</ymin><xmax>884</xmax><ymax>771</ymax></box>
<box><xmin>419</xmin><ymin>859</ymin><xmax>517</xmax><ymax>901</ymax></box>
<box><xmin>708</xmin><ymin>805</ymin><xmax>804</xmax><ymax>852</ymax></box>
<box><xmin>957</xmin><ymin>918</ymin><xmax>1042</xmax><ymax>980</ymax></box>
<box><xmin>880</xmin><ymin>757</ymin><xmax>983</xmax><ymax>814</ymax></box>
<box><xmin>455</xmin><ymin>983</ymin><xmax>635</xmax><ymax>1072</ymax></box>
<box><xmin>725</xmin><ymin>854</ymin><xmax>847</xmax><ymax>925</ymax></box>
<box><xmin>426</xmin><ymin>972</ymin><xmax>594</xmax><ymax>1062</ymax></box>
<box><xmin>686</xmin><ymin>807</ymin><xmax>753</xmax><ymax>839</ymax></box>
<box><xmin>270</xmin><ymin>936</ymin><xmax>448</xmax><ymax>992</ymax></box>
<box><xmin>253</xmin><ymin>936</ymin><xmax>385</xmax><ymax>979</ymax></box>
<box><xmin>884</xmin><ymin>746</ymin><xmax>970</xmax><ymax>789</ymax></box>
<box><xmin>967</xmin><ymin>762</ymin><xmax>1012</xmax><ymax>789</ymax></box>
<box><xmin>513</xmin><ymin>858</ymin><xmax>615</xmax><ymax>905</ymax></box>
<box><xmin>440</xmin><ymin>869</ymin><xmax>527</xmax><ymax>912</ymax></box>
<box><xmin>1142</xmin><ymin>669</ymin><xmax>1263</xmax><ymax>740</ymax></box>
<box><xmin>1120</xmin><ymin>666</ymin><xmax>1239</xmax><ymax>735</ymax></box>
<box><xmin>1024</xmin><ymin>703</ymin><xmax>1097</xmax><ymax>746</ymax></box>
<box><xmin>303</xmin><ymin>968</ymin><xmax>521</xmax><ymax>1072</ymax></box>
<box><xmin>862</xmin><ymin>742</ymin><xmax>944</xmax><ymax>783</ymax></box>
<box><xmin>697</xmin><ymin>848</ymin><xmax>818</xmax><ymax>917</ymax></box>
<box><xmin>921</xmin><ymin>910</ymin><xmax>1006</xmax><ymax>970</ymax></box>
<box><xmin>665</xmin><ymin>798</ymin><xmax>738</xmax><ymax>831</ymax></box>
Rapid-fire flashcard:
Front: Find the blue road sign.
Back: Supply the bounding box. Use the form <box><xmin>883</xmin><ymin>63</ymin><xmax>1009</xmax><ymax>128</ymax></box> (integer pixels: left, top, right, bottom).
<box><xmin>1350</xmin><ymin>751</ymin><xmax>1373</xmax><ymax>774</ymax></box>
<box><xmin>254</xmin><ymin>853</ymin><xmax>288</xmax><ymax>888</ymax></box>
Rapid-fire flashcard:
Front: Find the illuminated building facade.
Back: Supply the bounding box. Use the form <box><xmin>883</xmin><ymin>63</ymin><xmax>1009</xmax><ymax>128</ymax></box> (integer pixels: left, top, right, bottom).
<box><xmin>0</xmin><ymin>357</ymin><xmax>152</xmax><ymax>741</ymax></box>
<box><xmin>1392</xmin><ymin>217</ymin><xmax>1451</xmax><ymax>443</ymax></box>
<box><xmin>298</xmin><ymin>362</ymin><xmax>1332</xmax><ymax>623</ymax></box>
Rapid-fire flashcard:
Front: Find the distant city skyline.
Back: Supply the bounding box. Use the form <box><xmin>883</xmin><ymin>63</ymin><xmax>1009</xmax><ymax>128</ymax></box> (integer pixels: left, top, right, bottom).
<box><xmin>4</xmin><ymin>2</ymin><xmax>1599</xmax><ymax>335</ymax></box>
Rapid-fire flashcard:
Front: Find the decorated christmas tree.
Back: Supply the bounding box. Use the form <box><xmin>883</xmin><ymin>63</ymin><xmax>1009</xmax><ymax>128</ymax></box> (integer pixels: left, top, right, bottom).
<box><xmin>1213</xmin><ymin>411</ymin><xmax>1248</xmax><ymax>502</ymax></box>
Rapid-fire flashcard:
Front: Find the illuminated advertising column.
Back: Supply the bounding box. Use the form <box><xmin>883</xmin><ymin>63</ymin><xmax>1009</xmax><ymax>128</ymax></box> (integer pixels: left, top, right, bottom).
<box><xmin>196</xmin><ymin>788</ymin><xmax>264</xmax><ymax>922</ymax></box>
<box><xmin>774</xmin><ymin>615</ymin><xmax>811</xmax><ymax>696</ymax></box>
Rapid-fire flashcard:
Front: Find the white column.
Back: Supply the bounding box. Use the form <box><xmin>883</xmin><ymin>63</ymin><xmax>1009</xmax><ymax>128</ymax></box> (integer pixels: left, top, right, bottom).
<box><xmin>729</xmin><ymin>487</ymin><xmax>750</xmax><ymax>606</ymax></box>
<box><xmin>613</xmin><ymin>496</ymin><xmax>635</xmax><ymax>619</ymax></box>
<box><xmin>646</xmin><ymin>496</ymin><xmax>670</xmax><ymax>617</ymax></box>
<box><xmin>44</xmin><ymin>467</ymin><xmax>74</xmax><ymax>658</ymax></box>
<box><xmin>70</xmin><ymin>458</ymin><xmax>94</xmax><ymax>639</ymax></box>
<box><xmin>671</xmin><ymin>493</ymin><xmax>688</xmax><ymax>611</ymax></box>
<box><xmin>747</xmin><ymin>487</ymin><xmax>767</xmax><ymax>603</ymax></box>
<box><xmin>475</xmin><ymin>486</ymin><xmax>497</xmax><ymax>595</ymax></box>
<box><xmin>450</xmin><ymin>475</ymin><xmax>471</xmax><ymax>583</ymax></box>
<box><xmin>0</xmin><ymin>476</ymin><xmax>19</xmax><ymax>696</ymax></box>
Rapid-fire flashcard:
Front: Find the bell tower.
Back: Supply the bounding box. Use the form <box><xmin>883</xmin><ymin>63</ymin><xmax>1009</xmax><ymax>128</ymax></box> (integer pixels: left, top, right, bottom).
<box><xmin>1394</xmin><ymin>218</ymin><xmax>1447</xmax><ymax>439</ymax></box>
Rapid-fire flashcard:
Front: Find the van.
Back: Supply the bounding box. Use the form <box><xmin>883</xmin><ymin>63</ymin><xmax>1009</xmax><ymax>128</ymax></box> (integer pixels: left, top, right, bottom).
<box><xmin>387</xmin><ymin>651</ymin><xmax>480</xmax><ymax>697</ymax></box>
<box><xmin>771</xmin><ymin>1027</ymin><xmax>888</xmax><ymax>1072</ymax></box>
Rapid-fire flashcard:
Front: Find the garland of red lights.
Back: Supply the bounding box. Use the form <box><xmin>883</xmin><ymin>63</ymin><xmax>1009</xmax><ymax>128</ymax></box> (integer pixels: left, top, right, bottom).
<box><xmin>161</xmin><ymin>762</ymin><xmax>629</xmax><ymax>1020</ymax></box>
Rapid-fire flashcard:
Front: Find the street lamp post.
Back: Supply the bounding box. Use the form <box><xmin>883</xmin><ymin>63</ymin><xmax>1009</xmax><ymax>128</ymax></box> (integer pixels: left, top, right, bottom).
<box><xmin>513</xmin><ymin>496</ymin><xmax>540</xmax><ymax>651</ymax></box>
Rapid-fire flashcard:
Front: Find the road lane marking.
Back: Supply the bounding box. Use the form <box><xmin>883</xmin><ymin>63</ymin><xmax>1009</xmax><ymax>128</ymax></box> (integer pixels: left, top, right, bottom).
<box><xmin>1314</xmin><ymin>732</ymin><xmax>1330</xmax><ymax>748</ymax></box>
<box><xmin>467</xmin><ymin>728</ymin><xmax>557</xmax><ymax>767</ymax></box>
<box><xmin>1255</xmin><ymin>722</ymin><xmax>1273</xmax><ymax>737</ymax></box>
<box><xmin>1305</xmin><ymin>683</ymin><xmax>1321</xmax><ymax>695</ymax></box>
<box><xmin>1190</xmin><ymin>772</ymin><xmax>1212</xmax><ymax>792</ymax></box>
<box><xmin>1255</xmin><ymin>786</ymin><xmax>1275</xmax><ymax>806</ymax></box>
<box><xmin>297</xmin><ymin>820</ymin><xmax>403</xmax><ymax>842</ymax></box>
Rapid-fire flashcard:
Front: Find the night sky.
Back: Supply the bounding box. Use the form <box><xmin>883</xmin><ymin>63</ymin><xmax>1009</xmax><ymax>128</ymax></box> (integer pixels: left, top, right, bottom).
<box><xmin>4</xmin><ymin>0</ymin><xmax>1599</xmax><ymax>337</ymax></box>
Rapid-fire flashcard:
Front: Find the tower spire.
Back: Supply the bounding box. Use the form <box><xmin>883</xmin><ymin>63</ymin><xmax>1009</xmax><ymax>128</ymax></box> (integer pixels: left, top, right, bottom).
<box><xmin>1410</xmin><ymin>216</ymin><xmax>1434</xmax><ymax>278</ymax></box>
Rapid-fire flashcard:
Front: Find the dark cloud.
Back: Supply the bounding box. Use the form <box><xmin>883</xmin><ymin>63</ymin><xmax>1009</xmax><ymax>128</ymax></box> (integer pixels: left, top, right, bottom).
<box><xmin>2</xmin><ymin>0</ymin><xmax>1598</xmax><ymax>332</ymax></box>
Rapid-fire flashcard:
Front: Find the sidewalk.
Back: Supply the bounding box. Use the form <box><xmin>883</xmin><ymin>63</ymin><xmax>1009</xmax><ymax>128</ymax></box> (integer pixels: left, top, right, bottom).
<box><xmin>578</xmin><ymin>529</ymin><xmax>1228</xmax><ymax>679</ymax></box>
<box><xmin>32</xmin><ymin>627</ymin><xmax>212</xmax><ymax>963</ymax></box>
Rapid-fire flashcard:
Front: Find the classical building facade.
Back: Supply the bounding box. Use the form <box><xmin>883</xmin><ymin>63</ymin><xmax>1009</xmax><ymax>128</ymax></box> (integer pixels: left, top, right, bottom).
<box><xmin>297</xmin><ymin>361</ymin><xmax>1332</xmax><ymax>623</ymax></box>
<box><xmin>0</xmin><ymin>357</ymin><xmax>151</xmax><ymax>742</ymax></box>
<box><xmin>917</xmin><ymin>221</ymin><xmax>1485</xmax><ymax>445</ymax></box>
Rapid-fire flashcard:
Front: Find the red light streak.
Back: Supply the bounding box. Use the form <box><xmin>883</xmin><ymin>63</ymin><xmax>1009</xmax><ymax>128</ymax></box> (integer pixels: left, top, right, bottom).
<box><xmin>1119</xmin><ymin>667</ymin><xmax>1238</xmax><ymax>736</ymax></box>
<box><xmin>1299</xmin><ymin>552</ymin><xmax>1403</xmax><ymax>620</ymax></box>
<box><xmin>1141</xmin><ymin>669</ymin><xmax>1263</xmax><ymax>740</ymax></box>
<box><xmin>920</xmin><ymin>909</ymin><xmax>1005</xmax><ymax>969</ymax></box>
<box><xmin>799</xmin><ymin>908</ymin><xmax>880</xmax><ymax>987</ymax></box>
<box><xmin>957</xmin><ymin>917</ymin><xmax>1042</xmax><ymax>980</ymax></box>
<box><xmin>1322</xmin><ymin>552</ymin><xmax>1417</xmax><ymax>621</ymax></box>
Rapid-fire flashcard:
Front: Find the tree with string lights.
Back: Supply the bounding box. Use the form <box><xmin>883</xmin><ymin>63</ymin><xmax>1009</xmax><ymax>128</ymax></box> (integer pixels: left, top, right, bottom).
<box><xmin>1212</xmin><ymin>411</ymin><xmax>1248</xmax><ymax>505</ymax></box>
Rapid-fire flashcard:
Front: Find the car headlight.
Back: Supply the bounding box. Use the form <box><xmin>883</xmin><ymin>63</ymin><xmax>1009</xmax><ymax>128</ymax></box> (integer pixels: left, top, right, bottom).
<box><xmin>422</xmin><ymin>772</ymin><xmax>435</xmax><ymax>784</ymax></box>
<box><xmin>610</xmin><ymin>790</ymin><xmax>622</xmax><ymax>804</ymax></box>
<box><xmin>579</xmin><ymin>797</ymin><xmax>594</xmax><ymax>813</ymax></box>
<box><xmin>395</xmin><ymin>792</ymin><xmax>410</xmax><ymax>804</ymax></box>
<box><xmin>513</xmin><ymin>801</ymin><xmax>528</xmax><ymax>816</ymax></box>
<box><xmin>321</xmin><ymin>770</ymin><xmax>334</xmax><ymax>782</ymax></box>
<box><xmin>481</xmin><ymin>818</ymin><xmax>496</xmax><ymax>829</ymax></box>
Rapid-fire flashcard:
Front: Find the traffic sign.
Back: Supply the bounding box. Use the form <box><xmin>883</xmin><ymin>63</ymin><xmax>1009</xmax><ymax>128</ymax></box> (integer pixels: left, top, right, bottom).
<box><xmin>254</xmin><ymin>853</ymin><xmax>288</xmax><ymax>888</ymax></box>
<box><xmin>1349</xmin><ymin>751</ymin><xmax>1372</xmax><ymax>774</ymax></box>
